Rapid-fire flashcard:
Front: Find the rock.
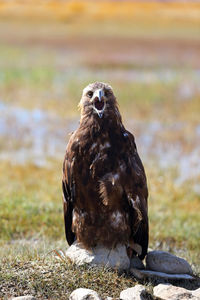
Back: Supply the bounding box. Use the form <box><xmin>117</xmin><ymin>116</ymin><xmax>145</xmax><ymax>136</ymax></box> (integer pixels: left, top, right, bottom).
<box><xmin>11</xmin><ymin>296</ymin><xmax>36</xmax><ymax>300</ymax></box>
<box><xmin>130</xmin><ymin>256</ymin><xmax>145</xmax><ymax>270</ymax></box>
<box><xmin>146</xmin><ymin>251</ymin><xmax>193</xmax><ymax>275</ymax></box>
<box><xmin>192</xmin><ymin>288</ymin><xmax>200</xmax><ymax>298</ymax></box>
<box><xmin>65</xmin><ymin>241</ymin><xmax>130</xmax><ymax>270</ymax></box>
<box><xmin>69</xmin><ymin>288</ymin><xmax>101</xmax><ymax>300</ymax></box>
<box><xmin>153</xmin><ymin>284</ymin><xmax>198</xmax><ymax>300</ymax></box>
<box><xmin>120</xmin><ymin>285</ymin><xmax>149</xmax><ymax>300</ymax></box>
<box><xmin>130</xmin><ymin>268</ymin><xmax>146</xmax><ymax>280</ymax></box>
<box><xmin>130</xmin><ymin>268</ymin><xmax>195</xmax><ymax>281</ymax></box>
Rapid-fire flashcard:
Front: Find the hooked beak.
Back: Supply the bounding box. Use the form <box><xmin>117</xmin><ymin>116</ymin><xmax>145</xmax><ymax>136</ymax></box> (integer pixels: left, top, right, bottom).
<box><xmin>93</xmin><ymin>89</ymin><xmax>105</xmax><ymax>118</ymax></box>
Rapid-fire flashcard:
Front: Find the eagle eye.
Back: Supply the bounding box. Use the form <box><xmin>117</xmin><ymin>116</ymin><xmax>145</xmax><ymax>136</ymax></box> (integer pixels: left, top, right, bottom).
<box><xmin>87</xmin><ymin>91</ymin><xmax>93</xmax><ymax>98</ymax></box>
<box><xmin>104</xmin><ymin>89</ymin><xmax>111</xmax><ymax>97</ymax></box>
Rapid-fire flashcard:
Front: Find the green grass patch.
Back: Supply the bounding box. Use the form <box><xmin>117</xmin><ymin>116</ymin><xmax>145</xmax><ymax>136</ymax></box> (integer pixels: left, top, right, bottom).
<box><xmin>0</xmin><ymin>162</ymin><xmax>64</xmax><ymax>241</ymax></box>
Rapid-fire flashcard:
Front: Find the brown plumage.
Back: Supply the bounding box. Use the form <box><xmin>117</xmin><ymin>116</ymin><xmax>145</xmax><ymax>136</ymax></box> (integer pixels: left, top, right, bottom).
<box><xmin>62</xmin><ymin>82</ymin><xmax>148</xmax><ymax>259</ymax></box>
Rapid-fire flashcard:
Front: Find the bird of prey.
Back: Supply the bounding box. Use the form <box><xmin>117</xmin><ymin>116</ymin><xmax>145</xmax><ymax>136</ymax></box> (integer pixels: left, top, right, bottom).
<box><xmin>62</xmin><ymin>82</ymin><xmax>148</xmax><ymax>260</ymax></box>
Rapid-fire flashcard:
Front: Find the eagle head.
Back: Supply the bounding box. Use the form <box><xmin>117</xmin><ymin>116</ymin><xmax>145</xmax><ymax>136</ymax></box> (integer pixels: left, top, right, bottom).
<box><xmin>79</xmin><ymin>82</ymin><xmax>119</xmax><ymax>120</ymax></box>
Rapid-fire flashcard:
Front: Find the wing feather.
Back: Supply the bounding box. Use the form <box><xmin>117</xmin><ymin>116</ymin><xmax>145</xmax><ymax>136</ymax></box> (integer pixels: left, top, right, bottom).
<box><xmin>125</xmin><ymin>130</ymin><xmax>149</xmax><ymax>259</ymax></box>
<box><xmin>62</xmin><ymin>154</ymin><xmax>76</xmax><ymax>246</ymax></box>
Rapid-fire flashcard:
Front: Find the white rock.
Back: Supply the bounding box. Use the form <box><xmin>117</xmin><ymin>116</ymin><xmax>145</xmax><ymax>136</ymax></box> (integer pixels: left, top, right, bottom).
<box><xmin>120</xmin><ymin>285</ymin><xmax>149</xmax><ymax>300</ymax></box>
<box><xmin>192</xmin><ymin>288</ymin><xmax>200</xmax><ymax>298</ymax></box>
<box><xmin>146</xmin><ymin>251</ymin><xmax>193</xmax><ymax>275</ymax></box>
<box><xmin>153</xmin><ymin>284</ymin><xmax>198</xmax><ymax>300</ymax></box>
<box><xmin>69</xmin><ymin>288</ymin><xmax>101</xmax><ymax>300</ymax></box>
<box><xmin>11</xmin><ymin>296</ymin><xmax>35</xmax><ymax>300</ymax></box>
<box><xmin>65</xmin><ymin>241</ymin><xmax>130</xmax><ymax>270</ymax></box>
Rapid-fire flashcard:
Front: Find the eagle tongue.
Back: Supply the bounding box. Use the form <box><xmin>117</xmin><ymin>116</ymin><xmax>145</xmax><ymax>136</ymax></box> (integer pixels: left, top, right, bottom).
<box><xmin>95</xmin><ymin>99</ymin><xmax>104</xmax><ymax>111</ymax></box>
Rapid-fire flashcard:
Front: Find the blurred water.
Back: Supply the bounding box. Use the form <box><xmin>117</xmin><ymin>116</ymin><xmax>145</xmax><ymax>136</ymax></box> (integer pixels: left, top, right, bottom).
<box><xmin>127</xmin><ymin>119</ymin><xmax>200</xmax><ymax>185</ymax></box>
<box><xmin>50</xmin><ymin>67</ymin><xmax>200</xmax><ymax>86</ymax></box>
<box><xmin>0</xmin><ymin>101</ymin><xmax>78</xmax><ymax>166</ymax></box>
<box><xmin>0</xmin><ymin>101</ymin><xmax>200</xmax><ymax>186</ymax></box>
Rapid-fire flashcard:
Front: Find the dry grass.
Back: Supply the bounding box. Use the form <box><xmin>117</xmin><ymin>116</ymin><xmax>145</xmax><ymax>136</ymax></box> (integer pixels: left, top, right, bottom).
<box><xmin>0</xmin><ymin>1</ymin><xmax>200</xmax><ymax>23</ymax></box>
<box><xmin>0</xmin><ymin>1</ymin><xmax>200</xmax><ymax>41</ymax></box>
<box><xmin>0</xmin><ymin>250</ymin><xmax>152</xmax><ymax>299</ymax></box>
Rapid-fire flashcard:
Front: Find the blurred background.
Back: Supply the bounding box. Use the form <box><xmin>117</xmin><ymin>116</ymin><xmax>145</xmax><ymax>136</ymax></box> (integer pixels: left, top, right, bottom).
<box><xmin>0</xmin><ymin>0</ymin><xmax>200</xmax><ymax>280</ymax></box>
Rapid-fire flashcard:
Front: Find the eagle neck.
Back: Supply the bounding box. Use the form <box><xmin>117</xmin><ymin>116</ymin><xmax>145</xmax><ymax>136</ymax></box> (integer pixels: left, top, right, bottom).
<box><xmin>79</xmin><ymin>112</ymin><xmax>123</xmax><ymax>135</ymax></box>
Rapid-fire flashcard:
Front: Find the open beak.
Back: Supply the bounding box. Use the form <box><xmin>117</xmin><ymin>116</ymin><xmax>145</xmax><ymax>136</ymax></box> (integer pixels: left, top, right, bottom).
<box><xmin>93</xmin><ymin>89</ymin><xmax>105</xmax><ymax>118</ymax></box>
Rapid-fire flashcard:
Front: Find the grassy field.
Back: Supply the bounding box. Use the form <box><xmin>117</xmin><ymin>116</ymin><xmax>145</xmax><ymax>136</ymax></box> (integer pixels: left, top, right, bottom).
<box><xmin>0</xmin><ymin>1</ymin><xmax>200</xmax><ymax>299</ymax></box>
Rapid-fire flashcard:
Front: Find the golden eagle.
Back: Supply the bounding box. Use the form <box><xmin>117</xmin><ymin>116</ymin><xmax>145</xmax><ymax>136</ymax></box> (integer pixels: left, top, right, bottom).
<box><xmin>62</xmin><ymin>82</ymin><xmax>148</xmax><ymax>260</ymax></box>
